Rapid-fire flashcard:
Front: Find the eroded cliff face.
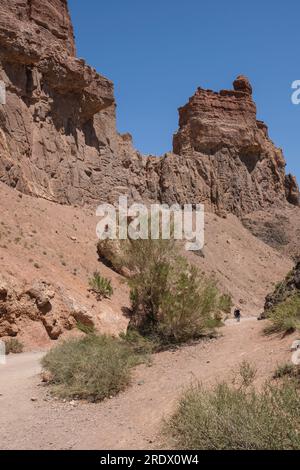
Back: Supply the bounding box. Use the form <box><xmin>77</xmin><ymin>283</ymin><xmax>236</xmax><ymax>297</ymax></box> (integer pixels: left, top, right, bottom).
<box><xmin>0</xmin><ymin>0</ymin><xmax>117</xmax><ymax>204</ymax></box>
<box><xmin>121</xmin><ymin>76</ymin><xmax>299</xmax><ymax>216</ymax></box>
<box><xmin>0</xmin><ymin>1</ymin><xmax>298</xmax><ymax>215</ymax></box>
<box><xmin>167</xmin><ymin>75</ymin><xmax>299</xmax><ymax>215</ymax></box>
<box><xmin>0</xmin><ymin>0</ymin><xmax>76</xmax><ymax>57</ymax></box>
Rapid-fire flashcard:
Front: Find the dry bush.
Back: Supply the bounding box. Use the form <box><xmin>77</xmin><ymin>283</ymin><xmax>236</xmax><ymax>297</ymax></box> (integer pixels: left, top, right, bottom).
<box><xmin>167</xmin><ymin>378</ymin><xmax>300</xmax><ymax>450</ymax></box>
<box><xmin>41</xmin><ymin>334</ymin><xmax>143</xmax><ymax>402</ymax></box>
<box><xmin>5</xmin><ymin>338</ymin><xmax>24</xmax><ymax>354</ymax></box>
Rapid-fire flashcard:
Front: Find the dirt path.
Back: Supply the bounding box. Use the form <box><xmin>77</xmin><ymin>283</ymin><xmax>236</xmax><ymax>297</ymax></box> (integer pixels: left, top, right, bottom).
<box><xmin>0</xmin><ymin>319</ymin><xmax>295</xmax><ymax>450</ymax></box>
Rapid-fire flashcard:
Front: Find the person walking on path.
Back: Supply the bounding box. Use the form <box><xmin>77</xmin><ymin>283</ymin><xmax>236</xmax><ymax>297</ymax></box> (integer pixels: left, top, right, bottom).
<box><xmin>234</xmin><ymin>308</ymin><xmax>241</xmax><ymax>323</ymax></box>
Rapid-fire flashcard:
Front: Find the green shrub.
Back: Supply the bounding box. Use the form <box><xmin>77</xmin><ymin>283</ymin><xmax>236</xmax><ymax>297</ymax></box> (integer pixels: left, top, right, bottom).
<box><xmin>157</xmin><ymin>265</ymin><xmax>221</xmax><ymax>343</ymax></box>
<box><xmin>89</xmin><ymin>271</ymin><xmax>113</xmax><ymax>300</ymax></box>
<box><xmin>264</xmin><ymin>294</ymin><xmax>300</xmax><ymax>334</ymax></box>
<box><xmin>120</xmin><ymin>238</ymin><xmax>225</xmax><ymax>345</ymax></box>
<box><xmin>76</xmin><ymin>322</ymin><xmax>96</xmax><ymax>335</ymax></box>
<box><xmin>218</xmin><ymin>293</ymin><xmax>233</xmax><ymax>314</ymax></box>
<box><xmin>41</xmin><ymin>334</ymin><xmax>143</xmax><ymax>402</ymax></box>
<box><xmin>167</xmin><ymin>380</ymin><xmax>300</xmax><ymax>450</ymax></box>
<box><xmin>5</xmin><ymin>338</ymin><xmax>24</xmax><ymax>354</ymax></box>
<box><xmin>273</xmin><ymin>363</ymin><xmax>300</xmax><ymax>379</ymax></box>
<box><xmin>120</xmin><ymin>328</ymin><xmax>157</xmax><ymax>355</ymax></box>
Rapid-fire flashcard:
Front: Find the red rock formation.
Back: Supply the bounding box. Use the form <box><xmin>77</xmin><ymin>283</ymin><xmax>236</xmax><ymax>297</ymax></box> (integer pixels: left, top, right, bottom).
<box><xmin>0</xmin><ymin>0</ymin><xmax>75</xmax><ymax>58</ymax></box>
<box><xmin>0</xmin><ymin>0</ymin><xmax>115</xmax><ymax>204</ymax></box>
<box><xmin>166</xmin><ymin>74</ymin><xmax>299</xmax><ymax>215</ymax></box>
<box><xmin>0</xmin><ymin>1</ymin><xmax>298</xmax><ymax>215</ymax></box>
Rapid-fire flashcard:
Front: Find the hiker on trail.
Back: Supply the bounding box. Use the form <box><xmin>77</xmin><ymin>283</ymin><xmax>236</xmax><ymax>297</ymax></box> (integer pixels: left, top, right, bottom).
<box><xmin>234</xmin><ymin>308</ymin><xmax>241</xmax><ymax>323</ymax></box>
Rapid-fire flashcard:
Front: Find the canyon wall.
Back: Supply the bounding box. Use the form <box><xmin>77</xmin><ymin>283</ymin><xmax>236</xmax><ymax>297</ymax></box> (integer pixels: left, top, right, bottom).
<box><xmin>0</xmin><ymin>0</ymin><xmax>298</xmax><ymax>215</ymax></box>
<box><xmin>0</xmin><ymin>0</ymin><xmax>117</xmax><ymax>204</ymax></box>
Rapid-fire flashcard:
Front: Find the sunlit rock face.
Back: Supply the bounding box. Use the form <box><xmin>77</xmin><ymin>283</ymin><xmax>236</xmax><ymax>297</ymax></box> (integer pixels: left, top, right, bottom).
<box><xmin>0</xmin><ymin>2</ymin><xmax>298</xmax><ymax>214</ymax></box>
<box><xmin>169</xmin><ymin>74</ymin><xmax>299</xmax><ymax>215</ymax></box>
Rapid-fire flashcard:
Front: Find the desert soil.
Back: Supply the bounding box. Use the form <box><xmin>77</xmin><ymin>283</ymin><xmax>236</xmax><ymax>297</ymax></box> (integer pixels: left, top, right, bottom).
<box><xmin>0</xmin><ymin>181</ymin><xmax>292</xmax><ymax>349</ymax></box>
<box><xmin>0</xmin><ymin>182</ymin><xmax>297</xmax><ymax>450</ymax></box>
<box><xmin>0</xmin><ymin>318</ymin><xmax>296</xmax><ymax>450</ymax></box>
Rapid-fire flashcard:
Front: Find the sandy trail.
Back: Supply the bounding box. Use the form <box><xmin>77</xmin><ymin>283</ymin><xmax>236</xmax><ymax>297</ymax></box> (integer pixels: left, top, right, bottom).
<box><xmin>0</xmin><ymin>319</ymin><xmax>295</xmax><ymax>450</ymax></box>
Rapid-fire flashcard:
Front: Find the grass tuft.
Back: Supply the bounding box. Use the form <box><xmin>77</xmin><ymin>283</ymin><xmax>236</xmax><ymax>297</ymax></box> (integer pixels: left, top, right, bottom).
<box><xmin>4</xmin><ymin>338</ymin><xmax>24</xmax><ymax>354</ymax></box>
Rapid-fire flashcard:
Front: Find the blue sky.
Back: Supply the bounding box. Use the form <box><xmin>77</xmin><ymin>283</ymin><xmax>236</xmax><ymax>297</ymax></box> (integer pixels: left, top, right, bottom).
<box><xmin>69</xmin><ymin>0</ymin><xmax>299</xmax><ymax>179</ymax></box>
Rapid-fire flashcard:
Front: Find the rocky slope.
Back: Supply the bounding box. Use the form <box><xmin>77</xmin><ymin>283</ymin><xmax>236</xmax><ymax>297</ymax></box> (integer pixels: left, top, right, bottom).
<box><xmin>0</xmin><ymin>181</ymin><xmax>130</xmax><ymax>347</ymax></box>
<box><xmin>0</xmin><ymin>181</ymin><xmax>292</xmax><ymax>346</ymax></box>
<box><xmin>263</xmin><ymin>260</ymin><xmax>300</xmax><ymax>314</ymax></box>
<box><xmin>0</xmin><ymin>1</ymin><xmax>299</xmax><ymax>214</ymax></box>
<box><xmin>0</xmin><ymin>0</ymin><xmax>299</xmax><ymax>345</ymax></box>
<box><xmin>242</xmin><ymin>206</ymin><xmax>300</xmax><ymax>260</ymax></box>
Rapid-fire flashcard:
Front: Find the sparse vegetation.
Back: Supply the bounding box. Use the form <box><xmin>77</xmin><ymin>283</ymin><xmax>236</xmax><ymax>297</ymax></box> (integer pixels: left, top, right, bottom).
<box><xmin>89</xmin><ymin>271</ymin><xmax>113</xmax><ymax>300</ymax></box>
<box><xmin>238</xmin><ymin>360</ymin><xmax>257</xmax><ymax>388</ymax></box>
<box><xmin>273</xmin><ymin>363</ymin><xmax>300</xmax><ymax>380</ymax></box>
<box><xmin>218</xmin><ymin>293</ymin><xmax>233</xmax><ymax>314</ymax></box>
<box><xmin>120</xmin><ymin>328</ymin><xmax>157</xmax><ymax>355</ymax></box>
<box><xmin>264</xmin><ymin>294</ymin><xmax>300</xmax><ymax>334</ymax></box>
<box><xmin>118</xmin><ymin>238</ymin><xmax>226</xmax><ymax>345</ymax></box>
<box><xmin>41</xmin><ymin>334</ymin><xmax>143</xmax><ymax>402</ymax></box>
<box><xmin>167</xmin><ymin>378</ymin><xmax>300</xmax><ymax>450</ymax></box>
<box><xmin>5</xmin><ymin>338</ymin><xmax>24</xmax><ymax>354</ymax></box>
<box><xmin>76</xmin><ymin>321</ymin><xmax>96</xmax><ymax>335</ymax></box>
